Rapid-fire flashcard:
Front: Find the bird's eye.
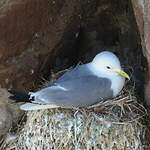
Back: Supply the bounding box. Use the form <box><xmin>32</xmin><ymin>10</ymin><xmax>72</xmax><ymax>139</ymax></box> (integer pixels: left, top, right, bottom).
<box><xmin>106</xmin><ymin>66</ymin><xmax>111</xmax><ymax>69</ymax></box>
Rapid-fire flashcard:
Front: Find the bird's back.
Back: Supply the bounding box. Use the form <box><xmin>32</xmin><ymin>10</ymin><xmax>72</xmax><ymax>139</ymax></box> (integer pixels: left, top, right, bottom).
<box><xmin>32</xmin><ymin>64</ymin><xmax>113</xmax><ymax>107</ymax></box>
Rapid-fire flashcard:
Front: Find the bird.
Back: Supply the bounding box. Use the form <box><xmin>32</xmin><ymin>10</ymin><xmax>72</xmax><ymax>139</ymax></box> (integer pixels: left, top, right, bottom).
<box><xmin>8</xmin><ymin>51</ymin><xmax>130</xmax><ymax>111</ymax></box>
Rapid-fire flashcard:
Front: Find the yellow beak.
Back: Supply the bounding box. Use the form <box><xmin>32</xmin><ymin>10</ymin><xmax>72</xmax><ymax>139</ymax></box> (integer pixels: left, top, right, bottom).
<box><xmin>117</xmin><ymin>70</ymin><xmax>130</xmax><ymax>80</ymax></box>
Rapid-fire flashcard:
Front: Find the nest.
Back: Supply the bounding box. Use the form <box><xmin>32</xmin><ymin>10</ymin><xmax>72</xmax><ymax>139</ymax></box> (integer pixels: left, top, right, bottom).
<box><xmin>2</xmin><ymin>70</ymin><xmax>150</xmax><ymax>150</ymax></box>
<box><xmin>9</xmin><ymin>85</ymin><xmax>148</xmax><ymax>150</ymax></box>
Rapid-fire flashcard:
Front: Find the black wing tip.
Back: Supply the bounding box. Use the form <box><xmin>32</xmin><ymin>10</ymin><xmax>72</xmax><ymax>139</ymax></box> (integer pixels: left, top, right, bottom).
<box><xmin>8</xmin><ymin>89</ymin><xmax>31</xmax><ymax>102</ymax></box>
<box><xmin>8</xmin><ymin>89</ymin><xmax>17</xmax><ymax>94</ymax></box>
<box><xmin>9</xmin><ymin>95</ymin><xmax>18</xmax><ymax>100</ymax></box>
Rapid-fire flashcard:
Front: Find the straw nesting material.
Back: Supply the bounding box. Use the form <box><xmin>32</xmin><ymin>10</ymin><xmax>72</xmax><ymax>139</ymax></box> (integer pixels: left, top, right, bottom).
<box><xmin>16</xmin><ymin>92</ymin><xmax>150</xmax><ymax>150</ymax></box>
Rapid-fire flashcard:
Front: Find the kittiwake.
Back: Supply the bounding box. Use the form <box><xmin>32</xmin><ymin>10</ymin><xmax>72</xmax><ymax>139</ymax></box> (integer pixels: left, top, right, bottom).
<box><xmin>9</xmin><ymin>51</ymin><xmax>130</xmax><ymax>111</ymax></box>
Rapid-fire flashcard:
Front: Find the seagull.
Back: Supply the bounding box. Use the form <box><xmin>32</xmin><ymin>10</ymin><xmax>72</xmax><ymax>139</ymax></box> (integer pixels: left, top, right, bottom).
<box><xmin>9</xmin><ymin>51</ymin><xmax>130</xmax><ymax>111</ymax></box>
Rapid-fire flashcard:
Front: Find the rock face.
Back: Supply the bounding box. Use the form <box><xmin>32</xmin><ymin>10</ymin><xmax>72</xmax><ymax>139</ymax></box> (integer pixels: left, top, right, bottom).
<box><xmin>0</xmin><ymin>0</ymin><xmax>145</xmax><ymax>93</ymax></box>
<box><xmin>0</xmin><ymin>0</ymin><xmax>146</xmax><ymax>94</ymax></box>
<box><xmin>0</xmin><ymin>0</ymin><xmax>98</xmax><ymax>90</ymax></box>
<box><xmin>0</xmin><ymin>88</ymin><xmax>23</xmax><ymax>137</ymax></box>
<box><xmin>131</xmin><ymin>0</ymin><xmax>150</xmax><ymax>105</ymax></box>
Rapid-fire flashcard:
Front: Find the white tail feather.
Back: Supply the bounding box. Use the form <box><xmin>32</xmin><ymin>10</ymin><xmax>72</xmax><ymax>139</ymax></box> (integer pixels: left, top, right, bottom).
<box><xmin>20</xmin><ymin>103</ymin><xmax>59</xmax><ymax>111</ymax></box>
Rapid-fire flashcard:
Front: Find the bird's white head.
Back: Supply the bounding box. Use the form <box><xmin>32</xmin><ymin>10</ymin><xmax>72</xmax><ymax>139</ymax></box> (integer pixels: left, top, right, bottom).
<box><xmin>91</xmin><ymin>51</ymin><xmax>130</xmax><ymax>79</ymax></box>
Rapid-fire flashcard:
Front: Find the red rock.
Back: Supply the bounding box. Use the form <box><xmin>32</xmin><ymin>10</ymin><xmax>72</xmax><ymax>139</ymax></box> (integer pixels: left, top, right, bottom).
<box><xmin>0</xmin><ymin>88</ymin><xmax>23</xmax><ymax>137</ymax></box>
<box><xmin>0</xmin><ymin>0</ymin><xmax>98</xmax><ymax>90</ymax></box>
<box><xmin>132</xmin><ymin>0</ymin><xmax>150</xmax><ymax>105</ymax></box>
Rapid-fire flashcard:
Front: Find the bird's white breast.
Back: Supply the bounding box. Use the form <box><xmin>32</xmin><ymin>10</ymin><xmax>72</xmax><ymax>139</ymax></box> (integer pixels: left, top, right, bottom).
<box><xmin>109</xmin><ymin>76</ymin><xmax>125</xmax><ymax>97</ymax></box>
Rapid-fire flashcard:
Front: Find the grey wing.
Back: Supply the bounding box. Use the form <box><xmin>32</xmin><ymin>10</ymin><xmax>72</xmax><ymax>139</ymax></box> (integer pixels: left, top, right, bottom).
<box><xmin>55</xmin><ymin>64</ymin><xmax>93</xmax><ymax>82</ymax></box>
<box><xmin>31</xmin><ymin>75</ymin><xmax>113</xmax><ymax>108</ymax></box>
